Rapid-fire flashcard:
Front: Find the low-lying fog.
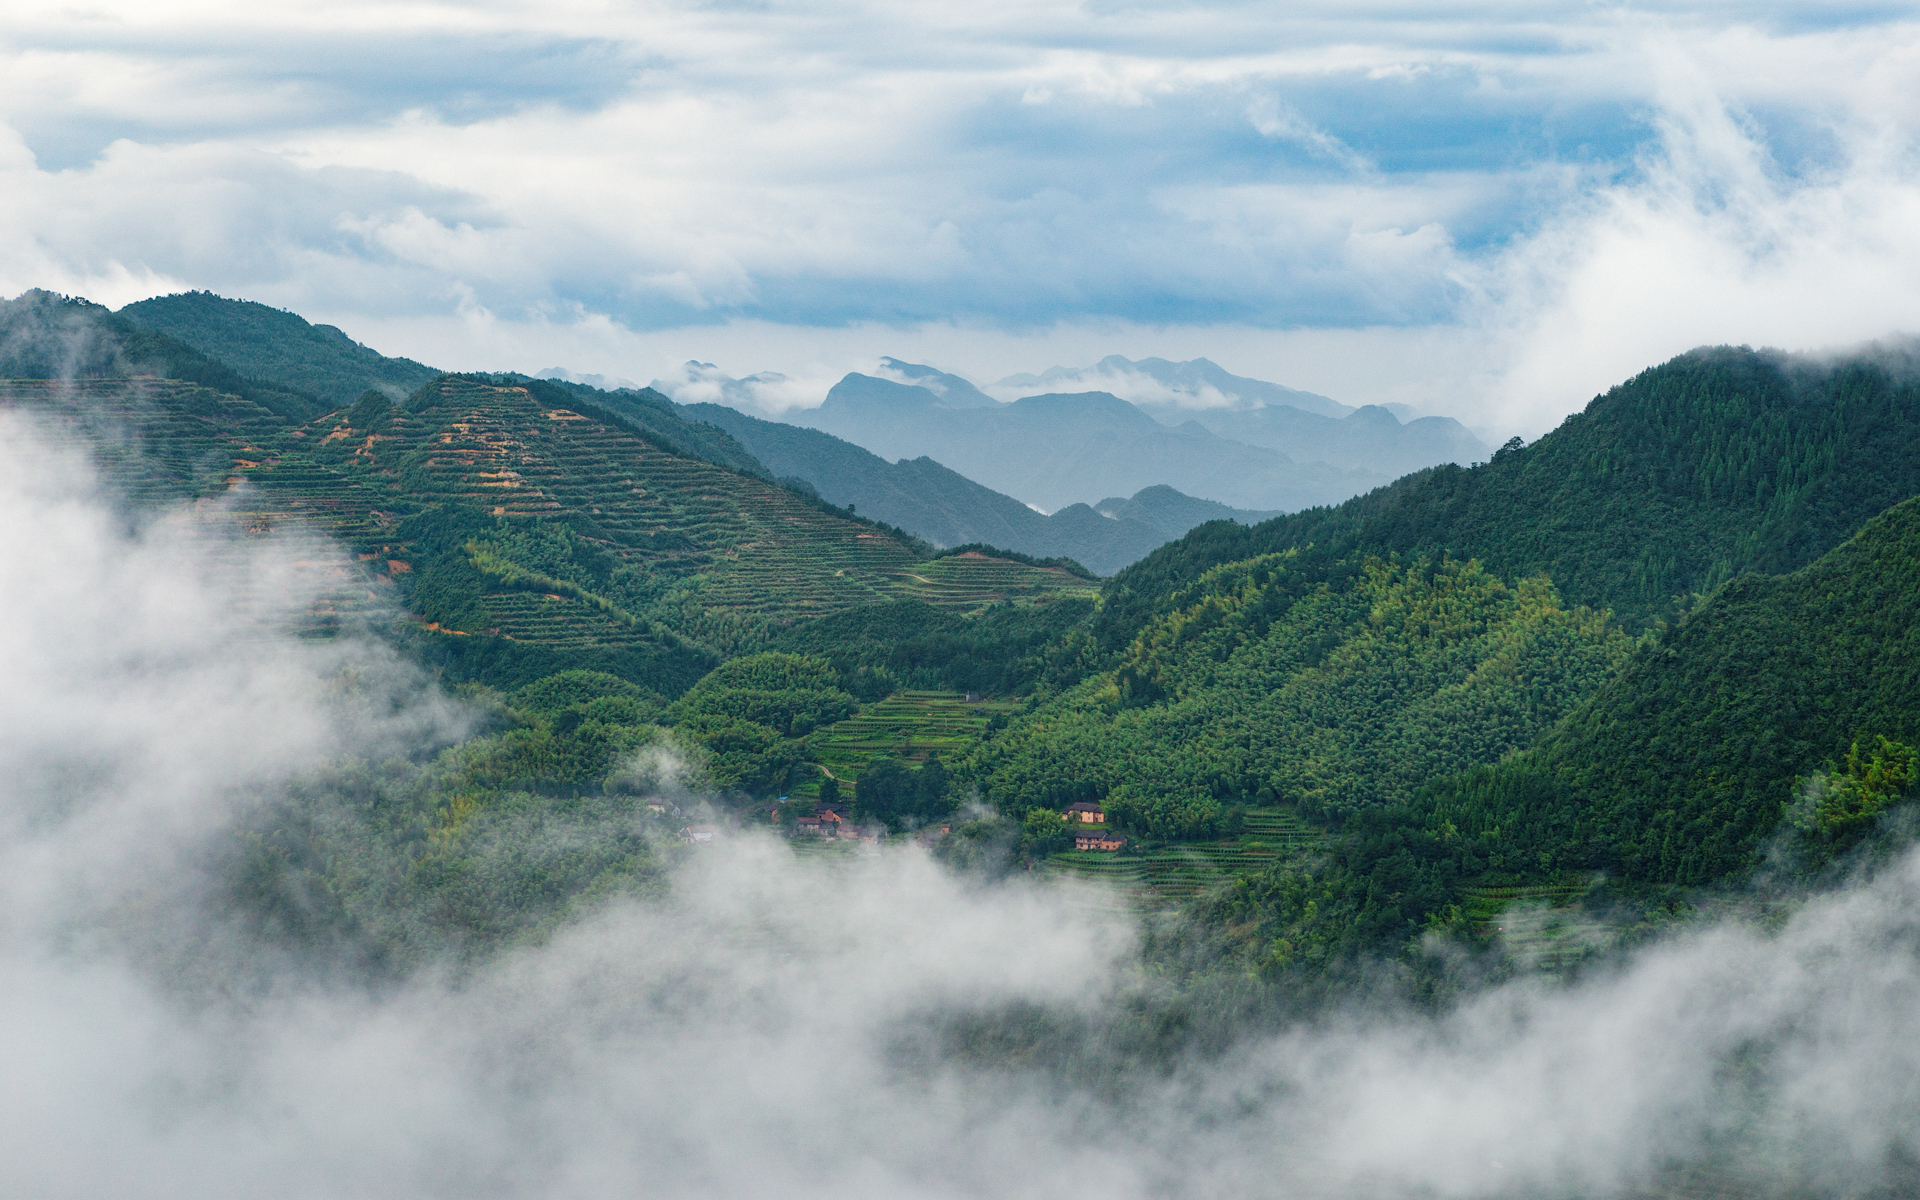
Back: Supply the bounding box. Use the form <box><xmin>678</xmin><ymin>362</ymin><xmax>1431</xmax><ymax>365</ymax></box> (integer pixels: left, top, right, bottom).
<box><xmin>3</xmin><ymin>414</ymin><xmax>1916</xmax><ymax>1199</ymax></box>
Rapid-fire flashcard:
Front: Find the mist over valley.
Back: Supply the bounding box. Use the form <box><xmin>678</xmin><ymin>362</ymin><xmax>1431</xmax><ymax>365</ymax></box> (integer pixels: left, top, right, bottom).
<box><xmin>8</xmin><ymin>4</ymin><xmax>1920</xmax><ymax>1194</ymax></box>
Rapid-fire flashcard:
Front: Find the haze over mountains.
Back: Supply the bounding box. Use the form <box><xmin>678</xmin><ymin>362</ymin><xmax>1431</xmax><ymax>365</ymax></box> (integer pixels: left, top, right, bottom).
<box><xmin>657</xmin><ymin>354</ymin><xmax>1490</xmax><ymax>515</ymax></box>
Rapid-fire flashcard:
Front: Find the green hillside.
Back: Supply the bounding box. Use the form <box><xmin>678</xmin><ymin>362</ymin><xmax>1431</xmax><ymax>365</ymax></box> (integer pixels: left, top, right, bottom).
<box><xmin>230</xmin><ymin>375</ymin><xmax>1092</xmax><ymax>688</ymax></box>
<box><xmin>1198</xmin><ymin>496</ymin><xmax>1920</xmax><ymax>971</ymax></box>
<box><xmin>0</xmin><ymin>376</ymin><xmax>281</xmax><ymax>505</ymax></box>
<box><xmin>511</xmin><ymin>380</ymin><xmax>770</xmax><ymax>479</ymax></box>
<box><xmin>1103</xmin><ymin>346</ymin><xmax>1920</xmax><ymax>641</ymax></box>
<box><xmin>1417</xmin><ymin>492</ymin><xmax>1920</xmax><ymax>885</ymax></box>
<box><xmin>118</xmin><ymin>291</ymin><xmax>441</xmax><ymax>407</ymax></box>
<box><xmin>975</xmin><ymin>552</ymin><xmax>1633</xmax><ymax>837</ymax></box>
<box><xmin>2</xmin><ymin>289</ymin><xmax>326</xmax><ymax>422</ymax></box>
<box><xmin>1</xmin><ymin>293</ymin><xmax>1093</xmax><ymax>699</ymax></box>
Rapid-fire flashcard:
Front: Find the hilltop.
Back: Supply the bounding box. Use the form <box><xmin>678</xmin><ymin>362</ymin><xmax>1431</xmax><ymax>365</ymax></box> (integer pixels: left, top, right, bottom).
<box><xmin>118</xmin><ymin>291</ymin><xmax>441</xmax><ymax>408</ymax></box>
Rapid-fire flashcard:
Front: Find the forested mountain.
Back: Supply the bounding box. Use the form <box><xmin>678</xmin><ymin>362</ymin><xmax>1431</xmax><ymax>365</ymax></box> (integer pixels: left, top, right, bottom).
<box><xmin>1417</xmin><ymin>492</ymin><xmax>1920</xmax><ymax>885</ymax></box>
<box><xmin>974</xmin><ymin>553</ymin><xmax>1633</xmax><ymax>839</ymax></box>
<box><xmin>1104</xmin><ymin>345</ymin><xmax>1920</xmax><ymax>637</ymax></box>
<box><xmin>0</xmin><ymin>291</ymin><xmax>1094</xmax><ymax>698</ymax></box>
<box><xmin>790</xmin><ymin>373</ymin><xmax>1382</xmax><ymax>511</ymax></box>
<box><xmin>682</xmin><ymin>400</ymin><xmax>1276</xmax><ymax>573</ymax></box>
<box><xmin>230</xmin><ymin>376</ymin><xmax>1093</xmax><ymax>688</ymax></box>
<box><xmin>1</xmin><ymin>289</ymin><xmax>326</xmax><ymax>422</ymax></box>
<box><xmin>1200</xmin><ymin>493</ymin><xmax>1920</xmax><ymax>971</ymax></box>
<box><xmin>118</xmin><ymin>291</ymin><xmax>440</xmax><ymax>407</ymax></box>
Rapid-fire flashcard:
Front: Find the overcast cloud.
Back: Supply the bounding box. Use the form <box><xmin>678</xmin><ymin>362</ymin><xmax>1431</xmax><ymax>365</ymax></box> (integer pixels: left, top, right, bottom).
<box><xmin>3</xmin><ymin>2</ymin><xmax>1919</xmax><ymax>430</ymax></box>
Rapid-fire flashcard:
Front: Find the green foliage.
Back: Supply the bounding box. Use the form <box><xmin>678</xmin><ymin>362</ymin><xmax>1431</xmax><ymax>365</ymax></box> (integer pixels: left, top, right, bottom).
<box><xmin>978</xmin><ymin>553</ymin><xmax>1631</xmax><ymax>826</ymax></box>
<box><xmin>1019</xmin><ymin>806</ymin><xmax>1071</xmax><ymax>858</ymax></box>
<box><xmin>119</xmin><ymin>291</ymin><xmax>438</xmax><ymax>408</ymax></box>
<box><xmin>1</xmin><ymin>289</ymin><xmax>323</xmax><ymax>421</ymax></box>
<box><xmin>673</xmin><ymin>652</ymin><xmax>857</xmax><ymax>736</ymax></box>
<box><xmin>513</xmin><ymin>670</ymin><xmax>659</xmax><ymax>715</ymax></box>
<box><xmin>770</xmin><ymin>597</ymin><xmax>1103</xmax><ymax>696</ymax></box>
<box><xmin>851</xmin><ymin>755</ymin><xmax>954</xmax><ymax>828</ymax></box>
<box><xmin>233</xmin><ymin>750</ymin><xmax>671</xmax><ymax>968</ymax></box>
<box><xmin>1101</xmin><ymin>346</ymin><xmax>1920</xmax><ymax>645</ymax></box>
<box><xmin>345</xmin><ymin>390</ymin><xmax>393</xmax><ymax>433</ymax></box>
<box><xmin>1784</xmin><ymin>737</ymin><xmax>1920</xmax><ymax>863</ymax></box>
<box><xmin>676</xmin><ymin>714</ymin><xmax>803</xmax><ymax>793</ymax></box>
<box><xmin>662</xmin><ymin>653</ymin><xmax>857</xmax><ymax>794</ymax></box>
<box><xmin>1412</xmin><ymin>494</ymin><xmax>1920</xmax><ymax>886</ymax></box>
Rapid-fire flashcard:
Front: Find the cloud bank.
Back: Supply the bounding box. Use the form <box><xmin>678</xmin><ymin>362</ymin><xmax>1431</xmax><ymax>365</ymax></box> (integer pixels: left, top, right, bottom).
<box><xmin>3</xmin><ymin>417</ymin><xmax>1920</xmax><ymax>1197</ymax></box>
<box><xmin>2</xmin><ymin>3</ymin><xmax>1920</xmax><ymax>429</ymax></box>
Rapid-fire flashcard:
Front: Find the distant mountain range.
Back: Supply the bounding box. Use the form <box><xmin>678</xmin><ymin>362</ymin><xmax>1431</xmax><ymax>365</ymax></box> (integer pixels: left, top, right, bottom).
<box><xmin>996</xmin><ymin>354</ymin><xmax>1353</xmax><ymax>418</ymax></box>
<box><xmin>682</xmin><ymin>401</ymin><xmax>1278</xmax><ymax>575</ymax></box>
<box><xmin>661</xmin><ymin>355</ymin><xmax>1488</xmax><ymax>513</ymax></box>
<box><xmin>786</xmin><ymin>370</ymin><xmax>1380</xmax><ymax>512</ymax></box>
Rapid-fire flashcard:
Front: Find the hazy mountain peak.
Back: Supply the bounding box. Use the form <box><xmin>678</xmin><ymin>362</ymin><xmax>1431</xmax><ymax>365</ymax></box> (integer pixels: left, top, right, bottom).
<box><xmin>994</xmin><ymin>354</ymin><xmax>1352</xmax><ymax>419</ymax></box>
<box><xmin>650</xmin><ymin>360</ymin><xmax>814</xmax><ymax>417</ymax></box>
<box><xmin>874</xmin><ymin>357</ymin><xmax>998</xmax><ymax>408</ymax></box>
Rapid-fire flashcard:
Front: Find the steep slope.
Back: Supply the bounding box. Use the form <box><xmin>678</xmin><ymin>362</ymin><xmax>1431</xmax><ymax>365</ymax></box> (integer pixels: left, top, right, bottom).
<box><xmin>0</xmin><ymin>376</ymin><xmax>286</xmax><ymax>506</ymax></box>
<box><xmin>797</xmin><ymin>375</ymin><xmax>1381</xmax><ymax>511</ymax></box>
<box><xmin>118</xmin><ymin>291</ymin><xmax>440</xmax><ymax>407</ymax></box>
<box><xmin>1196</xmin><ymin>492</ymin><xmax>1920</xmax><ymax>973</ymax></box>
<box><xmin>232</xmin><ymin>376</ymin><xmax>1092</xmax><ymax>688</ymax></box>
<box><xmin>490</xmin><ymin>377</ymin><xmax>771</xmax><ymax>479</ymax></box>
<box><xmin>1107</xmin><ymin>345</ymin><xmax>1920</xmax><ymax>638</ymax></box>
<box><xmin>1418</xmin><ymin>492</ymin><xmax>1920</xmax><ymax>885</ymax></box>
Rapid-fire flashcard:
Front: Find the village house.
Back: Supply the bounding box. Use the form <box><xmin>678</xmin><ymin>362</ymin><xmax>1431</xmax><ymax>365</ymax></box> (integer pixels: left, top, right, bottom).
<box><xmin>1061</xmin><ymin>801</ymin><xmax>1106</xmax><ymax>825</ymax></box>
<box><xmin>681</xmin><ymin>823</ymin><xmax>718</xmax><ymax>846</ymax></box>
<box><xmin>1073</xmin><ymin>830</ymin><xmax>1127</xmax><ymax>852</ymax></box>
<box><xmin>795</xmin><ymin>816</ymin><xmax>826</xmax><ymax>836</ymax></box>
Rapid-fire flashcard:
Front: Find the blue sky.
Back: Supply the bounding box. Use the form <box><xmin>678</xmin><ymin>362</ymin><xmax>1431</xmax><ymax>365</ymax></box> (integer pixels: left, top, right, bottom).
<box><xmin>3</xmin><ymin>1</ymin><xmax>1919</xmax><ymax>431</ymax></box>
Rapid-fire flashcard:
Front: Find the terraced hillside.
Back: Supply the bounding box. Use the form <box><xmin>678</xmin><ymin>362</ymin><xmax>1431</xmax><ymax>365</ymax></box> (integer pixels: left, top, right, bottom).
<box><xmin>0</xmin><ymin>377</ymin><xmax>282</xmax><ymax>504</ymax></box>
<box><xmin>230</xmin><ymin>376</ymin><xmax>1093</xmax><ymax>673</ymax></box>
<box><xmin>1043</xmin><ymin>807</ymin><xmax>1325</xmax><ymax>907</ymax></box>
<box><xmin>888</xmin><ymin>551</ymin><xmax>1097</xmax><ymax>611</ymax></box>
<box><xmin>802</xmin><ymin>690</ymin><xmax>1022</xmax><ymax>794</ymax></box>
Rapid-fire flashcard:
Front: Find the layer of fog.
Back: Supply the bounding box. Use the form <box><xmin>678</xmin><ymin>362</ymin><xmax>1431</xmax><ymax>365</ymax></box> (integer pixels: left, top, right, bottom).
<box><xmin>4</xmin><ymin>417</ymin><xmax>1918</xmax><ymax>1198</ymax></box>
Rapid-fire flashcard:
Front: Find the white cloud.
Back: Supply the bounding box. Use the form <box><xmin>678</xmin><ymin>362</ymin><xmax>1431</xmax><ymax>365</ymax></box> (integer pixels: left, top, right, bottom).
<box><xmin>0</xmin><ymin>4</ymin><xmax>1915</xmax><ymax>433</ymax></box>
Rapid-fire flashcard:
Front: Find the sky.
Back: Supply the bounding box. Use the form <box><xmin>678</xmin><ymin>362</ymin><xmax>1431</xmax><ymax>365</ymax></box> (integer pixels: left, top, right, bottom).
<box><xmin>4</xmin><ymin>1</ymin><xmax>1920</xmax><ymax>432</ymax></box>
